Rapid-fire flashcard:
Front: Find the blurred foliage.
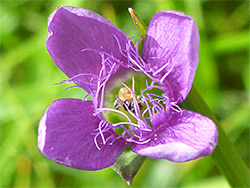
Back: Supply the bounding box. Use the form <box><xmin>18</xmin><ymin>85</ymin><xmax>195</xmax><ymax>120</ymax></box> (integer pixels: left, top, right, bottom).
<box><xmin>0</xmin><ymin>0</ymin><xmax>249</xmax><ymax>187</ymax></box>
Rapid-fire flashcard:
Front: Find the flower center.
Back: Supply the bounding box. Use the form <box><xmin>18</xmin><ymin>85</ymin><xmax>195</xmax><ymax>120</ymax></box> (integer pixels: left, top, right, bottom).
<box><xmin>79</xmin><ymin>36</ymin><xmax>176</xmax><ymax>149</ymax></box>
<box><xmin>102</xmin><ymin>72</ymin><xmax>147</xmax><ymax>123</ymax></box>
<box><xmin>92</xmin><ymin>72</ymin><xmax>170</xmax><ymax>149</ymax></box>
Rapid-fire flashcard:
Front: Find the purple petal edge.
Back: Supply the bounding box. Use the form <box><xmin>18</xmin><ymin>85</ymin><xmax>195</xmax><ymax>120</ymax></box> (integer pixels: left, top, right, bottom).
<box><xmin>142</xmin><ymin>10</ymin><xmax>199</xmax><ymax>103</ymax></box>
<box><xmin>131</xmin><ymin>109</ymin><xmax>218</xmax><ymax>162</ymax></box>
<box><xmin>38</xmin><ymin>99</ymin><xmax>127</xmax><ymax>170</ymax></box>
<box><xmin>46</xmin><ymin>6</ymin><xmax>130</xmax><ymax>92</ymax></box>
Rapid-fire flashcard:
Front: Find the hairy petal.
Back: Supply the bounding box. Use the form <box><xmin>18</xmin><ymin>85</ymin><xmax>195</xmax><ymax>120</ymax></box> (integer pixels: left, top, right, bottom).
<box><xmin>131</xmin><ymin>109</ymin><xmax>218</xmax><ymax>162</ymax></box>
<box><xmin>37</xmin><ymin>99</ymin><xmax>127</xmax><ymax>170</ymax></box>
<box><xmin>46</xmin><ymin>6</ymin><xmax>130</xmax><ymax>92</ymax></box>
<box><xmin>142</xmin><ymin>11</ymin><xmax>199</xmax><ymax>103</ymax></box>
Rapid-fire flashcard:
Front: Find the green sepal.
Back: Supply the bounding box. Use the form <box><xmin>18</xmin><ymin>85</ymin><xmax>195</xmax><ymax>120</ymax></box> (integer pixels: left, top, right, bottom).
<box><xmin>128</xmin><ymin>8</ymin><xmax>147</xmax><ymax>40</ymax></box>
<box><xmin>111</xmin><ymin>151</ymin><xmax>146</xmax><ymax>186</ymax></box>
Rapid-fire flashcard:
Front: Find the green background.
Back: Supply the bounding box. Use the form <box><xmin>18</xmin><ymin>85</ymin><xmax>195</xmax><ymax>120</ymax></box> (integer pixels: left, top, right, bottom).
<box><xmin>0</xmin><ymin>0</ymin><xmax>249</xmax><ymax>187</ymax></box>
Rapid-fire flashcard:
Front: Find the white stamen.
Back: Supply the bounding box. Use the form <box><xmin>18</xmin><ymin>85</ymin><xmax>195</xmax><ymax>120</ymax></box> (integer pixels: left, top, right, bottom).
<box><xmin>152</xmin><ymin>59</ymin><xmax>170</xmax><ymax>76</ymax></box>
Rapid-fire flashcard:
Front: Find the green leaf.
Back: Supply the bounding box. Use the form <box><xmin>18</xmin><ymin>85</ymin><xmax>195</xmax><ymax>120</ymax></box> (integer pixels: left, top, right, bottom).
<box><xmin>128</xmin><ymin>8</ymin><xmax>147</xmax><ymax>40</ymax></box>
<box><xmin>111</xmin><ymin>151</ymin><xmax>146</xmax><ymax>186</ymax></box>
<box><xmin>182</xmin><ymin>86</ymin><xmax>250</xmax><ymax>188</ymax></box>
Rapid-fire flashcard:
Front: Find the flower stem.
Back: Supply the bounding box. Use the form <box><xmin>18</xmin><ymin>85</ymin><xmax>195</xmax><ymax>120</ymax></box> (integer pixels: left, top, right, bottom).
<box><xmin>182</xmin><ymin>86</ymin><xmax>250</xmax><ymax>188</ymax></box>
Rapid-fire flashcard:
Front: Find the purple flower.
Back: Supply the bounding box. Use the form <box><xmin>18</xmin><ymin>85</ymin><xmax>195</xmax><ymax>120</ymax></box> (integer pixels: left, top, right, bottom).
<box><xmin>38</xmin><ymin>6</ymin><xmax>218</xmax><ymax>170</ymax></box>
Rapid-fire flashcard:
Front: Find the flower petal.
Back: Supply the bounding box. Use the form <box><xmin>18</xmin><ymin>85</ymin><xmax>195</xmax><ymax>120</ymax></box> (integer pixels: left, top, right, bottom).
<box><xmin>131</xmin><ymin>109</ymin><xmax>218</xmax><ymax>162</ymax></box>
<box><xmin>38</xmin><ymin>99</ymin><xmax>127</xmax><ymax>170</ymax></box>
<box><xmin>46</xmin><ymin>6</ymin><xmax>130</xmax><ymax>92</ymax></box>
<box><xmin>142</xmin><ymin>11</ymin><xmax>199</xmax><ymax>103</ymax></box>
